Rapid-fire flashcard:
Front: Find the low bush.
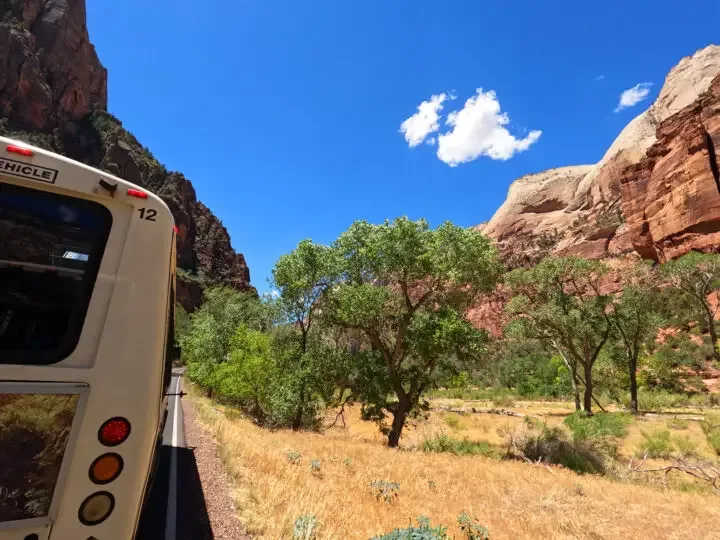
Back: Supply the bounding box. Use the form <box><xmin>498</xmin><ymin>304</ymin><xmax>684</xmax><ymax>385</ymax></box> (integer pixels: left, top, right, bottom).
<box><xmin>457</xmin><ymin>512</ymin><xmax>490</xmax><ymax>540</ymax></box>
<box><xmin>293</xmin><ymin>514</ymin><xmax>319</xmax><ymax>539</ymax></box>
<box><xmin>666</xmin><ymin>418</ymin><xmax>689</xmax><ymax>430</ymax></box>
<box><xmin>636</xmin><ymin>430</ymin><xmax>673</xmax><ymax>458</ymax></box>
<box><xmin>444</xmin><ymin>412</ymin><xmax>463</xmax><ymax>430</ymax></box>
<box><xmin>701</xmin><ymin>414</ymin><xmax>720</xmax><ymax>456</ymax></box>
<box><xmin>372</xmin><ymin>516</ymin><xmax>447</xmax><ymax>540</ymax></box>
<box><xmin>672</xmin><ymin>435</ymin><xmax>698</xmax><ymax>457</ymax></box>
<box><xmin>621</xmin><ymin>389</ymin><xmax>720</xmax><ymax>412</ymax></box>
<box><xmin>369</xmin><ymin>480</ymin><xmax>400</xmax><ymax>503</ymax></box>
<box><xmin>503</xmin><ymin>424</ymin><xmax>607</xmax><ymax>475</ymax></box>
<box><xmin>563</xmin><ymin>412</ymin><xmax>632</xmax><ymax>441</ymax></box>
<box><xmin>421</xmin><ymin>434</ymin><xmax>497</xmax><ymax>458</ymax></box>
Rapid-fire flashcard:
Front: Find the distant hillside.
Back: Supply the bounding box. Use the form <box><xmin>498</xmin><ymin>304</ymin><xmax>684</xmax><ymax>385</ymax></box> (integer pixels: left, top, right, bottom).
<box><xmin>0</xmin><ymin>0</ymin><xmax>255</xmax><ymax>309</ymax></box>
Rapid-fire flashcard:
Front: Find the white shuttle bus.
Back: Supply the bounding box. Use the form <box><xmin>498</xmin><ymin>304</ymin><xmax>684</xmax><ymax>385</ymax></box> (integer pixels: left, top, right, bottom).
<box><xmin>0</xmin><ymin>136</ymin><xmax>177</xmax><ymax>539</ymax></box>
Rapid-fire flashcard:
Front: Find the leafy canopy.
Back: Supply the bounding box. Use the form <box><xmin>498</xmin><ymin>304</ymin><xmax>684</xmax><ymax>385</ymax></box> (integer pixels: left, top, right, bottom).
<box><xmin>325</xmin><ymin>217</ymin><xmax>501</xmax><ymax>444</ymax></box>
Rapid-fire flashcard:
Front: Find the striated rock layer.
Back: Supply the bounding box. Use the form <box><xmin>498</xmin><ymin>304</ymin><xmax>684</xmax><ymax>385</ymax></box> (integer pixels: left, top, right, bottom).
<box><xmin>0</xmin><ymin>0</ymin><xmax>255</xmax><ymax>309</ymax></box>
<box><xmin>479</xmin><ymin>45</ymin><xmax>720</xmax><ymax>270</ymax></box>
<box><xmin>473</xmin><ymin>45</ymin><xmax>720</xmax><ymax>337</ymax></box>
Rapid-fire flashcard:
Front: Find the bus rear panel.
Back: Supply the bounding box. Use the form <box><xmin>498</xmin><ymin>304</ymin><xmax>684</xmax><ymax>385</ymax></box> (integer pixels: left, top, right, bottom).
<box><xmin>0</xmin><ymin>137</ymin><xmax>175</xmax><ymax>540</ymax></box>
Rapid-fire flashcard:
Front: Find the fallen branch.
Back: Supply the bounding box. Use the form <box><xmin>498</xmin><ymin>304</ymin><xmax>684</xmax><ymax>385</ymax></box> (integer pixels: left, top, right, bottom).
<box><xmin>433</xmin><ymin>405</ymin><xmax>542</xmax><ymax>419</ymax></box>
<box><xmin>628</xmin><ymin>455</ymin><xmax>720</xmax><ymax>494</ymax></box>
<box><xmin>522</xmin><ymin>456</ymin><xmax>557</xmax><ymax>475</ymax></box>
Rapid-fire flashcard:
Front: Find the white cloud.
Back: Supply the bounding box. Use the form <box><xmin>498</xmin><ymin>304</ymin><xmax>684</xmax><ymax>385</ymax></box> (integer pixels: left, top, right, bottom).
<box><xmin>399</xmin><ymin>93</ymin><xmax>448</xmax><ymax>147</ymax></box>
<box><xmin>595</xmin><ymin>74</ymin><xmax>605</xmax><ymax>81</ymax></box>
<box><xmin>614</xmin><ymin>82</ymin><xmax>652</xmax><ymax>112</ymax></box>
<box><xmin>426</xmin><ymin>137</ymin><xmax>436</xmax><ymax>146</ymax></box>
<box><xmin>436</xmin><ymin>89</ymin><xmax>542</xmax><ymax>166</ymax></box>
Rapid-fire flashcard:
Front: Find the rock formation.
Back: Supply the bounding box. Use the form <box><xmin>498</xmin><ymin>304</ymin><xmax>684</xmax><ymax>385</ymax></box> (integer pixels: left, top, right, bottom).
<box><xmin>0</xmin><ymin>0</ymin><xmax>255</xmax><ymax>309</ymax></box>
<box><xmin>480</xmin><ymin>45</ymin><xmax>720</xmax><ymax>270</ymax></box>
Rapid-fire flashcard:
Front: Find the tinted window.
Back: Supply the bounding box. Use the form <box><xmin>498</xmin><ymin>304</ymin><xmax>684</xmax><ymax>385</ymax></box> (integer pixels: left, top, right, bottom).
<box><xmin>0</xmin><ymin>392</ymin><xmax>79</xmax><ymax>521</ymax></box>
<box><xmin>0</xmin><ymin>182</ymin><xmax>112</xmax><ymax>364</ymax></box>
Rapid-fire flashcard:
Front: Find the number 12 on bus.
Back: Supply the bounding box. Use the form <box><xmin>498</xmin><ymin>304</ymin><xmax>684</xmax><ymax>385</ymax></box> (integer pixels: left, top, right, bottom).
<box><xmin>0</xmin><ymin>137</ymin><xmax>178</xmax><ymax>540</ymax></box>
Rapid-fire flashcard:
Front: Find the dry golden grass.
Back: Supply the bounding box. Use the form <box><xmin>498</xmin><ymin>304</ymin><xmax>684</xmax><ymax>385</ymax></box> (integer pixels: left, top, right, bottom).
<box><xmin>188</xmin><ymin>386</ymin><xmax>720</xmax><ymax>539</ymax></box>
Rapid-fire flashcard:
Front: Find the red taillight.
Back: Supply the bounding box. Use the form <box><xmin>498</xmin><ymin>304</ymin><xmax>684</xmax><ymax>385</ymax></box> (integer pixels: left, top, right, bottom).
<box><xmin>127</xmin><ymin>188</ymin><xmax>148</xmax><ymax>199</ymax></box>
<box><xmin>173</xmin><ymin>225</ymin><xmax>178</xmax><ymax>234</ymax></box>
<box><xmin>98</xmin><ymin>417</ymin><xmax>131</xmax><ymax>447</ymax></box>
<box><xmin>6</xmin><ymin>144</ymin><xmax>33</xmax><ymax>156</ymax></box>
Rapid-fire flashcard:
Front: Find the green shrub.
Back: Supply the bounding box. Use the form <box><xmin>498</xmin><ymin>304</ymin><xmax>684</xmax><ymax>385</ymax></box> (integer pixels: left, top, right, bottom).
<box><xmin>309</xmin><ymin>459</ymin><xmax>322</xmax><ymax>475</ymax></box>
<box><xmin>421</xmin><ymin>434</ymin><xmax>496</xmax><ymax>457</ymax></box>
<box><xmin>293</xmin><ymin>514</ymin><xmax>319</xmax><ymax>540</ymax></box>
<box><xmin>504</xmin><ymin>425</ymin><xmax>607</xmax><ymax>474</ymax></box>
<box><xmin>369</xmin><ymin>480</ymin><xmax>400</xmax><ymax>503</ymax></box>
<box><xmin>446</xmin><ymin>371</ymin><xmax>472</xmax><ymax>389</ymax></box>
<box><xmin>444</xmin><ymin>412</ymin><xmax>463</xmax><ymax>430</ymax></box>
<box><xmin>498</xmin><ymin>352</ymin><xmax>572</xmax><ymax>399</ymax></box>
<box><xmin>492</xmin><ymin>394</ymin><xmax>516</xmax><ymax>408</ymax></box>
<box><xmin>666</xmin><ymin>418</ymin><xmax>689</xmax><ymax>430</ymax></box>
<box><xmin>619</xmin><ymin>389</ymin><xmax>718</xmax><ymax>411</ymax></box>
<box><xmin>288</xmin><ymin>450</ymin><xmax>301</xmax><ymax>464</ymax></box>
<box><xmin>701</xmin><ymin>414</ymin><xmax>720</xmax><ymax>455</ymax></box>
<box><xmin>672</xmin><ymin>435</ymin><xmax>698</xmax><ymax>457</ymax></box>
<box><xmin>457</xmin><ymin>512</ymin><xmax>490</xmax><ymax>539</ymax></box>
<box><xmin>343</xmin><ymin>458</ymin><xmax>353</xmax><ymax>468</ymax></box>
<box><xmin>372</xmin><ymin>517</ymin><xmax>448</xmax><ymax>540</ymax></box>
<box><xmin>636</xmin><ymin>430</ymin><xmax>673</xmax><ymax>458</ymax></box>
<box><xmin>563</xmin><ymin>412</ymin><xmax>632</xmax><ymax>441</ymax></box>
<box><xmin>706</xmin><ymin>432</ymin><xmax>720</xmax><ymax>456</ymax></box>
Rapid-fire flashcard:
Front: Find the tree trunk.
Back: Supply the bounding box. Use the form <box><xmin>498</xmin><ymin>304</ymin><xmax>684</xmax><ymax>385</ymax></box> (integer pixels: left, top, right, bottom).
<box><xmin>708</xmin><ymin>314</ymin><xmax>720</xmax><ymax>362</ymax></box>
<box><xmin>292</xmin><ymin>384</ymin><xmax>306</xmax><ymax>431</ymax></box>
<box><xmin>388</xmin><ymin>396</ymin><xmax>411</xmax><ymax>448</ymax></box>
<box><xmin>291</xmin><ymin>328</ymin><xmax>310</xmax><ymax>431</ymax></box>
<box><xmin>629</xmin><ymin>355</ymin><xmax>639</xmax><ymax>415</ymax></box>
<box><xmin>571</xmin><ymin>372</ymin><xmax>581</xmax><ymax>412</ymax></box>
<box><xmin>556</xmin><ymin>346</ymin><xmax>581</xmax><ymax>411</ymax></box>
<box><xmin>583</xmin><ymin>362</ymin><xmax>593</xmax><ymax>415</ymax></box>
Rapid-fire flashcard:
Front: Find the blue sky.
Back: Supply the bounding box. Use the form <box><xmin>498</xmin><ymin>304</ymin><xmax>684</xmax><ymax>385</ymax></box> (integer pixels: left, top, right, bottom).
<box><xmin>86</xmin><ymin>0</ymin><xmax>720</xmax><ymax>293</ymax></box>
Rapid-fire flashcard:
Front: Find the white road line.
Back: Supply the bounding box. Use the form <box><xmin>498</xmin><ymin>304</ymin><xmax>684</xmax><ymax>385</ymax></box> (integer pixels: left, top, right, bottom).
<box><xmin>165</xmin><ymin>375</ymin><xmax>181</xmax><ymax>540</ymax></box>
<box><xmin>171</xmin><ymin>375</ymin><xmax>181</xmax><ymax>447</ymax></box>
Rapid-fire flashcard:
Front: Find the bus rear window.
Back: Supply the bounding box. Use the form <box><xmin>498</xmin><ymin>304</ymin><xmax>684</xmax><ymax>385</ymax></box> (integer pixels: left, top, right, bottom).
<box><xmin>0</xmin><ymin>182</ymin><xmax>112</xmax><ymax>364</ymax></box>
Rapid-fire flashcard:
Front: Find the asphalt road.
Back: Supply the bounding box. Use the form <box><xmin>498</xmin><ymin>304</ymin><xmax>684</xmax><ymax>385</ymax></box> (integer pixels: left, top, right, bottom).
<box><xmin>136</xmin><ymin>369</ymin><xmax>214</xmax><ymax>540</ymax></box>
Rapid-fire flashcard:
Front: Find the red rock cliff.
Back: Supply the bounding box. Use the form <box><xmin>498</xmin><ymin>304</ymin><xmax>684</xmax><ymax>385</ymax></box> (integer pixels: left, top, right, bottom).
<box><xmin>0</xmin><ymin>0</ymin><xmax>255</xmax><ymax>309</ymax></box>
<box><xmin>473</xmin><ymin>45</ymin><xmax>720</xmax><ymax>336</ymax></box>
<box><xmin>480</xmin><ymin>45</ymin><xmax>720</xmax><ymax>269</ymax></box>
<box><xmin>620</xmin><ymin>75</ymin><xmax>720</xmax><ymax>262</ymax></box>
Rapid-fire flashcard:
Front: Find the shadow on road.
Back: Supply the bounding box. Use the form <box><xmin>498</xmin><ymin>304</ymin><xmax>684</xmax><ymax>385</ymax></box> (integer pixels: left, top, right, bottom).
<box><xmin>136</xmin><ymin>445</ymin><xmax>214</xmax><ymax>540</ymax></box>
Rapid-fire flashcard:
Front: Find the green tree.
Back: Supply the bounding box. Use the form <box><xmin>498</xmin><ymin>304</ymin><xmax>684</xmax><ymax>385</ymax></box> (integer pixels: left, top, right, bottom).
<box><xmin>213</xmin><ymin>326</ymin><xmax>275</xmax><ymax>418</ymax></box>
<box><xmin>660</xmin><ymin>252</ymin><xmax>720</xmax><ymax>362</ymax></box>
<box><xmin>272</xmin><ymin>239</ymin><xmax>338</xmax><ymax>429</ymax></box>
<box><xmin>505</xmin><ymin>257</ymin><xmax>612</xmax><ymax>415</ymax></box>
<box><xmin>609</xmin><ymin>262</ymin><xmax>663</xmax><ymax>414</ymax></box>
<box><xmin>181</xmin><ymin>286</ymin><xmax>275</xmax><ymax>396</ymax></box>
<box><xmin>325</xmin><ymin>217</ymin><xmax>501</xmax><ymax>447</ymax></box>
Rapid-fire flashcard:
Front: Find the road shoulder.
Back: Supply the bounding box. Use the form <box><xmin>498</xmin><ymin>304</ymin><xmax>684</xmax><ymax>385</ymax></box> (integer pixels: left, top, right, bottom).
<box><xmin>182</xmin><ymin>381</ymin><xmax>250</xmax><ymax>539</ymax></box>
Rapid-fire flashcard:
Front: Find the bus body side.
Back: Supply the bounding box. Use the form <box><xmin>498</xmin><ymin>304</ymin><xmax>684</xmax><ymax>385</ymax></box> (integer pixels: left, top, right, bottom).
<box><xmin>0</xmin><ymin>136</ymin><xmax>175</xmax><ymax>540</ymax></box>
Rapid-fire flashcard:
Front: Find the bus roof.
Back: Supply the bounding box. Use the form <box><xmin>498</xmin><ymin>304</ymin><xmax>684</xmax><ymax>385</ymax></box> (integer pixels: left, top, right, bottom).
<box><xmin>0</xmin><ymin>135</ymin><xmax>173</xmax><ymax>219</ymax></box>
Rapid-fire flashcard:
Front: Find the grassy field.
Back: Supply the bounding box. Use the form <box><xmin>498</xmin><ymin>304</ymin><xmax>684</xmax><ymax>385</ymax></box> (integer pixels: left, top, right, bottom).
<box><xmin>188</xmin><ymin>385</ymin><xmax>720</xmax><ymax>539</ymax></box>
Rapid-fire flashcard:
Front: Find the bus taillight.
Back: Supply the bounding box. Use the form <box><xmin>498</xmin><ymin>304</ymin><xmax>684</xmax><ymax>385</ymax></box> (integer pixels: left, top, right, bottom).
<box><xmin>6</xmin><ymin>144</ymin><xmax>33</xmax><ymax>156</ymax></box>
<box><xmin>89</xmin><ymin>453</ymin><xmax>124</xmax><ymax>484</ymax></box>
<box><xmin>98</xmin><ymin>417</ymin><xmax>131</xmax><ymax>446</ymax></box>
<box><xmin>78</xmin><ymin>491</ymin><xmax>115</xmax><ymax>526</ymax></box>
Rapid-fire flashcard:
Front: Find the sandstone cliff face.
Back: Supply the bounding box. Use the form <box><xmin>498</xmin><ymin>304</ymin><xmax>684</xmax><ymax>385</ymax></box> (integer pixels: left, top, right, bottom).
<box><xmin>619</xmin><ymin>75</ymin><xmax>720</xmax><ymax>262</ymax></box>
<box><xmin>480</xmin><ymin>45</ymin><xmax>720</xmax><ymax>268</ymax></box>
<box><xmin>0</xmin><ymin>0</ymin><xmax>255</xmax><ymax>309</ymax></box>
